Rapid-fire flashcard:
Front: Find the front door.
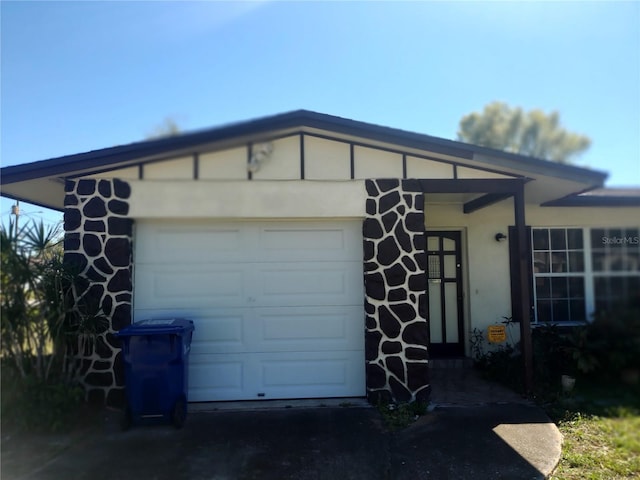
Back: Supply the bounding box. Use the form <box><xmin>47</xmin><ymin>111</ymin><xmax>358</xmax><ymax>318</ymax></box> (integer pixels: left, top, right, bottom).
<box><xmin>426</xmin><ymin>231</ymin><xmax>465</xmax><ymax>357</ymax></box>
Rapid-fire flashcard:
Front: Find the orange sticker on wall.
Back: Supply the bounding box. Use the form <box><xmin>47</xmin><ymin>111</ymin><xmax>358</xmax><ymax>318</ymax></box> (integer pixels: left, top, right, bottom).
<box><xmin>488</xmin><ymin>325</ymin><xmax>507</xmax><ymax>343</ymax></box>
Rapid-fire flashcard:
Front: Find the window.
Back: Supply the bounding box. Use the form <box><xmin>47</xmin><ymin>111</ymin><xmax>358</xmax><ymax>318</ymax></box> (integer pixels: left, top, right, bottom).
<box><xmin>531</xmin><ymin>227</ymin><xmax>640</xmax><ymax>324</ymax></box>
<box><xmin>591</xmin><ymin>228</ymin><xmax>640</xmax><ymax>312</ymax></box>
<box><xmin>532</xmin><ymin>228</ymin><xmax>586</xmax><ymax>323</ymax></box>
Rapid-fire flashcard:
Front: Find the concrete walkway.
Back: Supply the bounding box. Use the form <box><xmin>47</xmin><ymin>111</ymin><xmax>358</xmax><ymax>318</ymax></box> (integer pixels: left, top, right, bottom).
<box><xmin>1</xmin><ymin>362</ymin><xmax>562</xmax><ymax>480</ymax></box>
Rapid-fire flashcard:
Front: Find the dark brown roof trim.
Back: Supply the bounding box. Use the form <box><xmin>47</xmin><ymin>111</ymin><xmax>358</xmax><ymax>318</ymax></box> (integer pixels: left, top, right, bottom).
<box><xmin>1</xmin><ymin>110</ymin><xmax>608</xmax><ymax>186</ymax></box>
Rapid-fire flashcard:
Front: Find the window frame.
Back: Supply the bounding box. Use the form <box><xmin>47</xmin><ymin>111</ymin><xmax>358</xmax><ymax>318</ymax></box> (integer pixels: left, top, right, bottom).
<box><xmin>530</xmin><ymin>226</ymin><xmax>639</xmax><ymax>326</ymax></box>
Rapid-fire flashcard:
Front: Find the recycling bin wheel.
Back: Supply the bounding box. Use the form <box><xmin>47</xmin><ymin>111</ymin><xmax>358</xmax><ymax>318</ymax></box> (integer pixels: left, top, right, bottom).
<box><xmin>172</xmin><ymin>397</ymin><xmax>187</xmax><ymax>429</ymax></box>
<box><xmin>121</xmin><ymin>404</ymin><xmax>133</xmax><ymax>431</ymax></box>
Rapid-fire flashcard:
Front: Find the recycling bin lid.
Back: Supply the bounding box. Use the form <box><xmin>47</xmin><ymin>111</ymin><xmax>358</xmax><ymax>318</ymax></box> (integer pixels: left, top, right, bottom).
<box><xmin>116</xmin><ymin>318</ymin><xmax>194</xmax><ymax>337</ymax></box>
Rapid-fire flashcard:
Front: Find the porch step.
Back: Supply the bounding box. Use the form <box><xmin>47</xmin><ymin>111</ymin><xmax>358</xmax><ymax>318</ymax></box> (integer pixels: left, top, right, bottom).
<box><xmin>429</xmin><ymin>358</ymin><xmax>474</xmax><ymax>370</ymax></box>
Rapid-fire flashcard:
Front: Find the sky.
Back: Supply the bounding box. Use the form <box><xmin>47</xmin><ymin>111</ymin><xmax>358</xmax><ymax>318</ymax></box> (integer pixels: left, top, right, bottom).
<box><xmin>1</xmin><ymin>1</ymin><xmax>639</xmax><ymax>228</ymax></box>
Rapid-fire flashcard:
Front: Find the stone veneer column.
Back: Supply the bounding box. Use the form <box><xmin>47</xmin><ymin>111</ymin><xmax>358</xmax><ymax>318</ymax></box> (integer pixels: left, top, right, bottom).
<box><xmin>64</xmin><ymin>179</ymin><xmax>133</xmax><ymax>407</ymax></box>
<box><xmin>363</xmin><ymin>179</ymin><xmax>429</xmax><ymax>404</ymax></box>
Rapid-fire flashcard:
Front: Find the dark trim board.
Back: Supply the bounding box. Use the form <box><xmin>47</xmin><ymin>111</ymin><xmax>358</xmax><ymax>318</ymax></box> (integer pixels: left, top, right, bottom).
<box><xmin>350</xmin><ymin>144</ymin><xmax>355</xmax><ymax>179</ymax></box>
<box><xmin>299</xmin><ymin>134</ymin><xmax>305</xmax><ymax>180</ymax></box>
<box><xmin>419</xmin><ymin>178</ymin><xmax>529</xmax><ymax>194</ymax></box>
<box><xmin>463</xmin><ymin>192</ymin><xmax>513</xmax><ymax>213</ymax></box>
<box><xmin>543</xmin><ymin>196</ymin><xmax>640</xmax><ymax>207</ymax></box>
<box><xmin>508</xmin><ymin>226</ymin><xmax>534</xmax><ymax>324</ymax></box>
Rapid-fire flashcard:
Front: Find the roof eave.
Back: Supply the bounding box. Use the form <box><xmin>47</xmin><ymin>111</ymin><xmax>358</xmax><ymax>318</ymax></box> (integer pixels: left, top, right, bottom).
<box><xmin>0</xmin><ymin>109</ymin><xmax>610</xmax><ymax>188</ymax></box>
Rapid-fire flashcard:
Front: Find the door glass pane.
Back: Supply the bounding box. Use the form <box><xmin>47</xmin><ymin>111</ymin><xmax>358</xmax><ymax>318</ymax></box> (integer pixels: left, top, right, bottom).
<box><xmin>443</xmin><ymin>237</ymin><xmax>455</xmax><ymax>250</ymax></box>
<box><xmin>428</xmin><ymin>255</ymin><xmax>440</xmax><ymax>279</ymax></box>
<box><xmin>427</xmin><ymin>236</ymin><xmax>439</xmax><ymax>251</ymax></box>
<box><xmin>444</xmin><ymin>255</ymin><xmax>457</xmax><ymax>278</ymax></box>
<box><xmin>444</xmin><ymin>283</ymin><xmax>458</xmax><ymax>343</ymax></box>
<box><xmin>428</xmin><ymin>283</ymin><xmax>443</xmax><ymax>343</ymax></box>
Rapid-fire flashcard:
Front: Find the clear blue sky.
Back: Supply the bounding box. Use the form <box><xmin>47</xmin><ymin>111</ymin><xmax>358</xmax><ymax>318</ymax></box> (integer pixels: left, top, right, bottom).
<box><xmin>1</xmin><ymin>1</ymin><xmax>639</xmax><ymax>227</ymax></box>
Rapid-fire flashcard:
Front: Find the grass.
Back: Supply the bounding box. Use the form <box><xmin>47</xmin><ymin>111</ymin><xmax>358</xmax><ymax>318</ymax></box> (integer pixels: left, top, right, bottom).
<box><xmin>546</xmin><ymin>381</ymin><xmax>640</xmax><ymax>480</ymax></box>
<box><xmin>377</xmin><ymin>400</ymin><xmax>428</xmax><ymax>431</ymax></box>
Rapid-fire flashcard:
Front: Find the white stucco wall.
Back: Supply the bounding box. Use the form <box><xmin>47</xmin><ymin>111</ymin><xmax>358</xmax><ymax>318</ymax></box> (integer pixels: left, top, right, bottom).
<box><xmin>406</xmin><ymin>156</ymin><xmax>454</xmax><ymax>179</ymax></box>
<box><xmin>252</xmin><ymin>136</ymin><xmax>301</xmax><ymax>180</ymax></box>
<box><xmin>143</xmin><ymin>156</ymin><xmax>193</xmax><ymax>180</ymax></box>
<box><xmin>89</xmin><ymin>166</ymin><xmax>139</xmax><ymax>180</ymax></box>
<box><xmin>127</xmin><ymin>180</ymin><xmax>367</xmax><ymax>219</ymax></box>
<box><xmin>199</xmin><ymin>147</ymin><xmax>247</xmax><ymax>180</ymax></box>
<box><xmin>354</xmin><ymin>146</ymin><xmax>403</xmax><ymax>178</ymax></box>
<box><xmin>304</xmin><ymin>136</ymin><xmax>351</xmax><ymax>180</ymax></box>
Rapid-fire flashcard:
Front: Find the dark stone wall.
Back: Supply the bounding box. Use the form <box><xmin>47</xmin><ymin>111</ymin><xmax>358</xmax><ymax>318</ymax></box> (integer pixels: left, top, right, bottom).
<box><xmin>364</xmin><ymin>179</ymin><xmax>429</xmax><ymax>404</ymax></box>
<box><xmin>64</xmin><ymin>179</ymin><xmax>133</xmax><ymax>406</ymax></box>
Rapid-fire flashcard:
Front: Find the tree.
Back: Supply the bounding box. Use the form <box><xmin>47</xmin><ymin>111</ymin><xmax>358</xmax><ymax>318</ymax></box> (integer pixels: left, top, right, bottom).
<box><xmin>457</xmin><ymin>102</ymin><xmax>591</xmax><ymax>164</ymax></box>
<box><xmin>0</xmin><ymin>219</ymin><xmax>107</xmax><ymax>383</ymax></box>
<box><xmin>146</xmin><ymin>117</ymin><xmax>181</xmax><ymax>139</ymax></box>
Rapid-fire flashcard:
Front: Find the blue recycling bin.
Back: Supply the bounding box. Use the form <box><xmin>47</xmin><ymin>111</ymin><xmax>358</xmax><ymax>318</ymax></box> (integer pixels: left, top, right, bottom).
<box><xmin>116</xmin><ymin>318</ymin><xmax>194</xmax><ymax>429</ymax></box>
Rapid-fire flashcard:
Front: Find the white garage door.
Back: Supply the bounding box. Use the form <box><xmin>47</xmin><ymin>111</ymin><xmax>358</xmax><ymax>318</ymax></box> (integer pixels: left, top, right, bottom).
<box><xmin>133</xmin><ymin>219</ymin><xmax>365</xmax><ymax>402</ymax></box>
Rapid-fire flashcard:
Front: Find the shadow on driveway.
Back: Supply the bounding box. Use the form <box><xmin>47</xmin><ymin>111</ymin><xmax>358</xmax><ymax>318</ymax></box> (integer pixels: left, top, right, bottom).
<box><xmin>2</xmin><ymin>404</ymin><xmax>560</xmax><ymax>480</ymax></box>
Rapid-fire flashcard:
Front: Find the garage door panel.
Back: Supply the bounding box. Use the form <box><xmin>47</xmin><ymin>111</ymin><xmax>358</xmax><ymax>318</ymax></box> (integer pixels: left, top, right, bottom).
<box><xmin>255</xmin><ymin>306</ymin><xmax>364</xmax><ymax>352</ymax></box>
<box><xmin>189</xmin><ymin>355</ymin><xmax>247</xmax><ymax>402</ymax></box>
<box><xmin>261</xmin><ymin>312</ymin><xmax>346</xmax><ymax>342</ymax></box>
<box><xmin>258</xmin><ymin>351</ymin><xmax>365</xmax><ymax>398</ymax></box>
<box><xmin>257</xmin><ymin>224</ymin><xmax>360</xmax><ymax>262</ymax></box>
<box><xmin>135</xmin><ymin>265</ymin><xmax>248</xmax><ymax>308</ymax></box>
<box><xmin>136</xmin><ymin>223</ymin><xmax>252</xmax><ymax>264</ymax></box>
<box><xmin>133</xmin><ymin>308</ymin><xmax>252</xmax><ymax>354</ymax></box>
<box><xmin>255</xmin><ymin>262</ymin><xmax>363</xmax><ymax>306</ymax></box>
<box><xmin>188</xmin><ymin>312</ymin><xmax>246</xmax><ymax>354</ymax></box>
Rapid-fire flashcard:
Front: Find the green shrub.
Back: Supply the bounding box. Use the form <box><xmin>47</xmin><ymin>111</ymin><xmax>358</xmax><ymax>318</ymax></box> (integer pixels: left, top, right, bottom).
<box><xmin>2</xmin><ymin>363</ymin><xmax>85</xmax><ymax>433</ymax></box>
<box><xmin>377</xmin><ymin>400</ymin><xmax>428</xmax><ymax>430</ymax></box>
<box><xmin>476</xmin><ymin>344</ymin><xmax>524</xmax><ymax>391</ymax></box>
<box><xmin>471</xmin><ymin>304</ymin><xmax>640</xmax><ymax>402</ymax></box>
<box><xmin>586</xmin><ymin>305</ymin><xmax>640</xmax><ymax>379</ymax></box>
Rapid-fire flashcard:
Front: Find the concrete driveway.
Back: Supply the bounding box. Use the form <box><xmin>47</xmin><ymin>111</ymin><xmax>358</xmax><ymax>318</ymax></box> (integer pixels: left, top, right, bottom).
<box><xmin>2</xmin><ymin>403</ymin><xmax>560</xmax><ymax>480</ymax></box>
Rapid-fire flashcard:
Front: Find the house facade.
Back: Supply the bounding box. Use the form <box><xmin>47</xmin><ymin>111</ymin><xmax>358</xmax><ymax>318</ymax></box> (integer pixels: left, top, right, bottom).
<box><xmin>2</xmin><ymin>111</ymin><xmax>638</xmax><ymax>407</ymax></box>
